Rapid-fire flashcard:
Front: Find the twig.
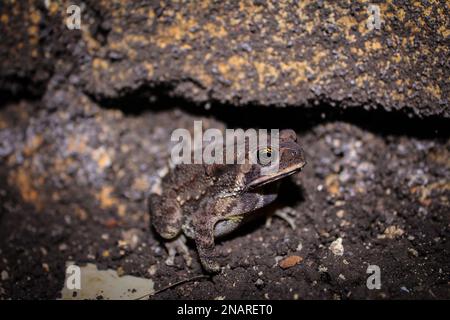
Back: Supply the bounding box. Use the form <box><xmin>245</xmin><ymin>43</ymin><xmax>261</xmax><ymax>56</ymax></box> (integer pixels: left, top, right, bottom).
<box><xmin>135</xmin><ymin>275</ymin><xmax>210</xmax><ymax>300</ymax></box>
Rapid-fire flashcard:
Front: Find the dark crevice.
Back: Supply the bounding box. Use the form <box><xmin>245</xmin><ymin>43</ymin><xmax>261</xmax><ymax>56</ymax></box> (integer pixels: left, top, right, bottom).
<box><xmin>89</xmin><ymin>84</ymin><xmax>450</xmax><ymax>140</ymax></box>
<box><xmin>0</xmin><ymin>84</ymin><xmax>45</xmax><ymax>109</ymax></box>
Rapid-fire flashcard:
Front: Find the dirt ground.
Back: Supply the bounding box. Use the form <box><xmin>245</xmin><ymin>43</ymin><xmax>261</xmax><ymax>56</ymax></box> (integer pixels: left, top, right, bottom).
<box><xmin>0</xmin><ymin>86</ymin><xmax>448</xmax><ymax>299</ymax></box>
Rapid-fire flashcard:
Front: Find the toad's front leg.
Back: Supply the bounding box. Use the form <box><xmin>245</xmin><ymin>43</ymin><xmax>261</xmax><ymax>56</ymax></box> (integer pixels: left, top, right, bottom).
<box><xmin>193</xmin><ymin>213</ymin><xmax>221</xmax><ymax>273</ymax></box>
<box><xmin>149</xmin><ymin>193</ymin><xmax>192</xmax><ymax>268</ymax></box>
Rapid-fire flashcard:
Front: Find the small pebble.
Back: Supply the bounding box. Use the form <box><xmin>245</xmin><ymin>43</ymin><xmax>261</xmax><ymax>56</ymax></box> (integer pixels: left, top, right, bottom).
<box><xmin>1</xmin><ymin>271</ymin><xmax>8</xmax><ymax>281</ymax></box>
<box><xmin>408</xmin><ymin>248</ymin><xmax>419</xmax><ymax>257</ymax></box>
<box><xmin>42</xmin><ymin>263</ymin><xmax>50</xmax><ymax>272</ymax></box>
<box><xmin>329</xmin><ymin>237</ymin><xmax>344</xmax><ymax>256</ymax></box>
<box><xmin>336</xmin><ymin>210</ymin><xmax>345</xmax><ymax>218</ymax></box>
<box><xmin>255</xmin><ymin>279</ymin><xmax>264</xmax><ymax>288</ymax></box>
<box><xmin>279</xmin><ymin>255</ymin><xmax>303</xmax><ymax>269</ymax></box>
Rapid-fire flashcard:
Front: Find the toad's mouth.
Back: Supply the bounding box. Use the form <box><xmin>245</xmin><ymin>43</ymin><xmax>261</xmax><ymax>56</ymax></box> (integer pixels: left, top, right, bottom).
<box><xmin>247</xmin><ymin>162</ymin><xmax>306</xmax><ymax>190</ymax></box>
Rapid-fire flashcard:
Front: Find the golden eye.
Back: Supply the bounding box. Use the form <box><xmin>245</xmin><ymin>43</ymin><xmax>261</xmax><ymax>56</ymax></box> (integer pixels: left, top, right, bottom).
<box><xmin>257</xmin><ymin>147</ymin><xmax>272</xmax><ymax>163</ymax></box>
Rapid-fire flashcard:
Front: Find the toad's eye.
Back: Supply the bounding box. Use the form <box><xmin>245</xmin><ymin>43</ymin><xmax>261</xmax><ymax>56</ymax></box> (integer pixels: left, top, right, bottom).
<box><xmin>257</xmin><ymin>147</ymin><xmax>272</xmax><ymax>164</ymax></box>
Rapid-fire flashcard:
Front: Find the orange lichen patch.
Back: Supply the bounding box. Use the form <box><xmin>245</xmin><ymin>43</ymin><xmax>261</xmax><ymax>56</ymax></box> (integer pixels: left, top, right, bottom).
<box><xmin>411</xmin><ymin>181</ymin><xmax>450</xmax><ymax>207</ymax></box>
<box><xmin>350</xmin><ymin>47</ymin><xmax>365</xmax><ymax>57</ymax></box>
<box><xmin>48</xmin><ymin>1</ymin><xmax>59</xmax><ymax>16</ymax></box>
<box><xmin>142</xmin><ymin>62</ymin><xmax>154</xmax><ymax>78</ymax></box>
<box><xmin>123</xmin><ymin>34</ymin><xmax>150</xmax><ymax>47</ymax></box>
<box><xmin>8</xmin><ymin>167</ymin><xmax>44</xmax><ymax>211</ymax></box>
<box><xmin>183</xmin><ymin>62</ymin><xmax>213</xmax><ymax>87</ymax></box>
<box><xmin>27</xmin><ymin>25</ymin><xmax>39</xmax><ymax>42</ymax></box>
<box><xmin>355</xmin><ymin>74</ymin><xmax>371</xmax><ymax>88</ymax></box>
<box><xmin>51</xmin><ymin>191</ymin><xmax>61</xmax><ymax>202</ymax></box>
<box><xmin>29</xmin><ymin>9</ymin><xmax>41</xmax><ymax>25</ymax></box>
<box><xmin>107</xmin><ymin>36</ymin><xmax>129</xmax><ymax>52</ymax></box>
<box><xmin>217</xmin><ymin>55</ymin><xmax>249</xmax><ymax>84</ymax></box>
<box><xmin>336</xmin><ymin>15</ymin><xmax>359</xmax><ymax>43</ymax></box>
<box><xmin>204</xmin><ymin>22</ymin><xmax>227</xmax><ymax>38</ymax></box>
<box><xmin>1</xmin><ymin>14</ymin><xmax>9</xmax><ymax>24</ymax></box>
<box><xmin>274</xmin><ymin>15</ymin><xmax>290</xmax><ymax>35</ymax></box>
<box><xmin>427</xmin><ymin>148</ymin><xmax>450</xmax><ymax>168</ymax></box>
<box><xmin>155</xmin><ymin>13</ymin><xmax>197</xmax><ymax>49</ymax></box>
<box><xmin>25</xmin><ymin>5</ymin><xmax>41</xmax><ymax>58</ymax></box>
<box><xmin>97</xmin><ymin>152</ymin><xmax>111</xmax><ymax>170</ymax></box>
<box><xmin>364</xmin><ymin>40</ymin><xmax>383</xmax><ymax>51</ymax></box>
<box><xmin>390</xmin><ymin>90</ymin><xmax>406</xmax><ymax>102</ymax></box>
<box><xmin>98</xmin><ymin>186</ymin><xmax>120</xmax><ymax>209</ymax></box>
<box><xmin>120</xmin><ymin>59</ymin><xmax>157</xmax><ymax>84</ymax></box>
<box><xmin>280</xmin><ymin>61</ymin><xmax>312</xmax><ymax>85</ymax></box>
<box><xmin>392</xmin><ymin>53</ymin><xmax>402</xmax><ymax>63</ymax></box>
<box><xmin>92</xmin><ymin>58</ymin><xmax>109</xmax><ymax>71</ymax></box>
<box><xmin>303</xmin><ymin>19</ymin><xmax>315</xmax><ymax>34</ymax></box>
<box><xmin>92</xmin><ymin>147</ymin><xmax>112</xmax><ymax>171</ymax></box>
<box><xmin>227</xmin><ymin>55</ymin><xmax>248</xmax><ymax>71</ymax></box>
<box><xmin>438</xmin><ymin>25</ymin><xmax>450</xmax><ymax>38</ymax></box>
<box><xmin>355</xmin><ymin>16</ymin><xmax>371</xmax><ymax>36</ymax></box>
<box><xmin>82</xmin><ymin>28</ymin><xmax>101</xmax><ymax>54</ymax></box>
<box><xmin>425</xmin><ymin>84</ymin><xmax>442</xmax><ymax>99</ymax></box>
<box><xmin>325</xmin><ymin>174</ymin><xmax>340</xmax><ymax>196</ymax></box>
<box><xmin>132</xmin><ymin>177</ymin><xmax>150</xmax><ymax>192</ymax></box>
<box><xmin>0</xmin><ymin>117</ymin><xmax>7</xmax><ymax>130</ymax></box>
<box><xmin>312</xmin><ymin>50</ymin><xmax>327</xmax><ymax>66</ymax></box>
<box><xmin>117</xmin><ymin>204</ymin><xmax>127</xmax><ymax>217</ymax></box>
<box><xmin>146</xmin><ymin>7</ymin><xmax>156</xmax><ymax>23</ymax></box>
<box><xmin>254</xmin><ymin>61</ymin><xmax>279</xmax><ymax>87</ymax></box>
<box><xmin>397</xmin><ymin>8</ymin><xmax>406</xmax><ymax>22</ymax></box>
<box><xmin>97</xmin><ymin>186</ymin><xmax>127</xmax><ymax>217</ymax></box>
<box><xmin>23</xmin><ymin>135</ymin><xmax>44</xmax><ymax>157</ymax></box>
<box><xmin>72</xmin><ymin>0</ymin><xmax>446</xmax><ymax>115</ymax></box>
<box><xmin>66</xmin><ymin>135</ymin><xmax>88</xmax><ymax>154</ymax></box>
<box><xmin>107</xmin><ymin>35</ymin><xmax>137</xmax><ymax>60</ymax></box>
<box><xmin>74</xmin><ymin>206</ymin><xmax>88</xmax><ymax>221</ymax></box>
<box><xmin>51</xmin><ymin>157</ymin><xmax>77</xmax><ymax>185</ymax></box>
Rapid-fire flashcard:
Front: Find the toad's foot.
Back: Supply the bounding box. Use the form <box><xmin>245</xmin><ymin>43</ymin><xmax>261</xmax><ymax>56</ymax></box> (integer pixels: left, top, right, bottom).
<box><xmin>266</xmin><ymin>207</ymin><xmax>297</xmax><ymax>230</ymax></box>
<box><xmin>164</xmin><ymin>235</ymin><xmax>192</xmax><ymax>268</ymax></box>
<box><xmin>199</xmin><ymin>256</ymin><xmax>221</xmax><ymax>274</ymax></box>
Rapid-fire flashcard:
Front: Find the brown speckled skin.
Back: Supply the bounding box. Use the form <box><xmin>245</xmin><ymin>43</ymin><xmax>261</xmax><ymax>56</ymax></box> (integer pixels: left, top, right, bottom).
<box><xmin>149</xmin><ymin>129</ymin><xmax>306</xmax><ymax>272</ymax></box>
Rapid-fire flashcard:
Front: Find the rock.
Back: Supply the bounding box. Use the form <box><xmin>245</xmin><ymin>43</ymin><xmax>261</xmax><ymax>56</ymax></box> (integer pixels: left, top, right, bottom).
<box><xmin>120</xmin><ymin>228</ymin><xmax>141</xmax><ymax>251</ymax></box>
<box><xmin>329</xmin><ymin>238</ymin><xmax>344</xmax><ymax>256</ymax></box>
<box><xmin>336</xmin><ymin>210</ymin><xmax>345</xmax><ymax>218</ymax></box>
<box><xmin>0</xmin><ymin>1</ymin><xmax>447</xmax><ymax>116</ymax></box>
<box><xmin>279</xmin><ymin>255</ymin><xmax>303</xmax><ymax>269</ymax></box>
<box><xmin>1</xmin><ymin>271</ymin><xmax>8</xmax><ymax>281</ymax></box>
<box><xmin>60</xmin><ymin>263</ymin><xmax>154</xmax><ymax>300</ymax></box>
<box><xmin>381</xmin><ymin>226</ymin><xmax>405</xmax><ymax>239</ymax></box>
<box><xmin>255</xmin><ymin>279</ymin><xmax>264</xmax><ymax>288</ymax></box>
<box><xmin>408</xmin><ymin>248</ymin><xmax>419</xmax><ymax>257</ymax></box>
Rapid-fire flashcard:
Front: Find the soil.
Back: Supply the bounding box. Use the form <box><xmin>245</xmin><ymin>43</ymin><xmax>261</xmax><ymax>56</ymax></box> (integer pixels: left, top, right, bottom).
<box><xmin>0</xmin><ymin>88</ymin><xmax>448</xmax><ymax>299</ymax></box>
